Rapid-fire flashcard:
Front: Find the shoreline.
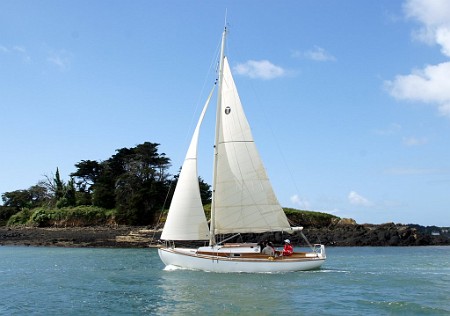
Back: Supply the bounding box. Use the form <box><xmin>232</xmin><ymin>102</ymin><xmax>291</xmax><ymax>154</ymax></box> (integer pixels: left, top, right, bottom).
<box><xmin>0</xmin><ymin>226</ymin><xmax>159</xmax><ymax>248</ymax></box>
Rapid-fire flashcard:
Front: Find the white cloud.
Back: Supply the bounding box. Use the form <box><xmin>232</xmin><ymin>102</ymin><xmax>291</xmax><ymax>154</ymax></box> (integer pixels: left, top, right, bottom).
<box><xmin>385</xmin><ymin>0</ymin><xmax>450</xmax><ymax>118</ymax></box>
<box><xmin>302</xmin><ymin>46</ymin><xmax>336</xmax><ymax>62</ymax></box>
<box><xmin>404</xmin><ymin>0</ymin><xmax>450</xmax><ymax>55</ymax></box>
<box><xmin>12</xmin><ymin>46</ymin><xmax>26</xmax><ymax>54</ymax></box>
<box><xmin>47</xmin><ymin>50</ymin><xmax>71</xmax><ymax>71</ymax></box>
<box><xmin>385</xmin><ymin>62</ymin><xmax>450</xmax><ymax>117</ymax></box>
<box><xmin>348</xmin><ymin>191</ymin><xmax>372</xmax><ymax>207</ymax></box>
<box><xmin>233</xmin><ymin>60</ymin><xmax>285</xmax><ymax>80</ymax></box>
<box><xmin>0</xmin><ymin>45</ymin><xmax>31</xmax><ymax>62</ymax></box>
<box><xmin>290</xmin><ymin>194</ymin><xmax>311</xmax><ymax>210</ymax></box>
<box><xmin>403</xmin><ymin>136</ymin><xmax>428</xmax><ymax>146</ymax></box>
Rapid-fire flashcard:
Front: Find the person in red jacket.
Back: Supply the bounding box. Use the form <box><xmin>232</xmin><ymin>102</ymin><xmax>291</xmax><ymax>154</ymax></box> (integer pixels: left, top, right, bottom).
<box><xmin>282</xmin><ymin>239</ymin><xmax>293</xmax><ymax>256</ymax></box>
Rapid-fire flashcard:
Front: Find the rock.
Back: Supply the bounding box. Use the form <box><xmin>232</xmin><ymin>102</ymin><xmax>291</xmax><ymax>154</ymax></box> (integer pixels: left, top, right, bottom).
<box><xmin>336</xmin><ymin>218</ymin><xmax>357</xmax><ymax>226</ymax></box>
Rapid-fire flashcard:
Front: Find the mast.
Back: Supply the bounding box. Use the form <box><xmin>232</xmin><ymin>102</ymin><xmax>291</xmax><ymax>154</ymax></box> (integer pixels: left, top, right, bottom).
<box><xmin>209</xmin><ymin>26</ymin><xmax>227</xmax><ymax>246</ymax></box>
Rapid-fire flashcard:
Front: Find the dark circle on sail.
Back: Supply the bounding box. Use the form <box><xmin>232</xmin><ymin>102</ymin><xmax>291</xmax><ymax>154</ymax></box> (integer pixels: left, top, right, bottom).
<box><xmin>225</xmin><ymin>106</ymin><xmax>231</xmax><ymax>115</ymax></box>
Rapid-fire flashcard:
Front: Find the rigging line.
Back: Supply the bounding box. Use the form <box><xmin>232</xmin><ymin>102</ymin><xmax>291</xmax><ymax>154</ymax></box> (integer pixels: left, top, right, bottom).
<box><xmin>300</xmin><ymin>231</ymin><xmax>314</xmax><ymax>251</ymax></box>
<box><xmin>218</xmin><ymin>140</ymin><xmax>253</xmax><ymax>144</ymax></box>
<box><xmin>151</xmin><ymin>179</ymin><xmax>175</xmax><ymax>241</ymax></box>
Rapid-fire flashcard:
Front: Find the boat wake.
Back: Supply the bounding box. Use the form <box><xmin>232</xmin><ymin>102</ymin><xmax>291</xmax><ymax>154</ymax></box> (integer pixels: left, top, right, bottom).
<box><xmin>306</xmin><ymin>269</ymin><xmax>350</xmax><ymax>274</ymax></box>
<box><xmin>163</xmin><ymin>265</ymin><xmax>184</xmax><ymax>271</ymax></box>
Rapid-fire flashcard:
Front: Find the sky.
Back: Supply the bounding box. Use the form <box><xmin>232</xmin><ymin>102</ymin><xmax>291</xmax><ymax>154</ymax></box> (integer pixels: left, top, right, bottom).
<box><xmin>1</xmin><ymin>0</ymin><xmax>449</xmax><ymax>226</ymax></box>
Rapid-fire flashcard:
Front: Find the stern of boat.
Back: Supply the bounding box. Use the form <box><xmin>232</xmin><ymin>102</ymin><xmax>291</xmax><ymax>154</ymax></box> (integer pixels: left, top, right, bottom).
<box><xmin>313</xmin><ymin>244</ymin><xmax>326</xmax><ymax>259</ymax></box>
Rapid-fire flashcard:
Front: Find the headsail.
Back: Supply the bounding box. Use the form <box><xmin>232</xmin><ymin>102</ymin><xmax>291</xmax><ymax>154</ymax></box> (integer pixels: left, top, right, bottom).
<box><xmin>160</xmin><ymin>88</ymin><xmax>215</xmax><ymax>240</ymax></box>
<box><xmin>213</xmin><ymin>57</ymin><xmax>291</xmax><ymax>234</ymax></box>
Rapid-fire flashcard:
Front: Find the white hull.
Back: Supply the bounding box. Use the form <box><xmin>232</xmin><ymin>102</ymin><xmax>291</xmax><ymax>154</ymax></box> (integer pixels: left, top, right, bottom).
<box><xmin>158</xmin><ymin>245</ymin><xmax>326</xmax><ymax>273</ymax></box>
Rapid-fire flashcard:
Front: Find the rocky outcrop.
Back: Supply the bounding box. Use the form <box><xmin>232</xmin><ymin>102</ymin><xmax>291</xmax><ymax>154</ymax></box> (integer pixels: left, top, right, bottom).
<box><xmin>295</xmin><ymin>222</ymin><xmax>449</xmax><ymax>246</ymax></box>
<box><xmin>235</xmin><ymin>222</ymin><xmax>449</xmax><ymax>247</ymax></box>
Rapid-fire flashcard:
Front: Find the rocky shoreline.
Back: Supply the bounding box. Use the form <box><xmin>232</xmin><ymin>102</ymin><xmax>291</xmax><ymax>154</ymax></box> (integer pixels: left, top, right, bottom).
<box><xmin>0</xmin><ymin>226</ymin><xmax>157</xmax><ymax>248</ymax></box>
<box><xmin>302</xmin><ymin>222</ymin><xmax>449</xmax><ymax>246</ymax></box>
<box><xmin>1</xmin><ymin>222</ymin><xmax>448</xmax><ymax>248</ymax></box>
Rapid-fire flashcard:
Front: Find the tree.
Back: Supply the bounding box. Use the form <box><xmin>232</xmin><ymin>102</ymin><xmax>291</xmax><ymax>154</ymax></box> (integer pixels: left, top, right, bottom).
<box><xmin>71</xmin><ymin>160</ymin><xmax>103</xmax><ymax>206</ymax></box>
<box><xmin>91</xmin><ymin>165</ymin><xmax>116</xmax><ymax>209</ymax></box>
<box><xmin>70</xmin><ymin>160</ymin><xmax>102</xmax><ymax>204</ymax></box>
<box><xmin>54</xmin><ymin>167</ymin><xmax>64</xmax><ymax>201</ymax></box>
<box><xmin>28</xmin><ymin>182</ymin><xmax>52</xmax><ymax>207</ymax></box>
<box><xmin>2</xmin><ymin>190</ymin><xmax>32</xmax><ymax>209</ymax></box>
<box><xmin>114</xmin><ymin>142</ymin><xmax>171</xmax><ymax>224</ymax></box>
<box><xmin>199</xmin><ymin>176</ymin><xmax>212</xmax><ymax>205</ymax></box>
<box><xmin>71</xmin><ymin>142</ymin><xmax>173</xmax><ymax>224</ymax></box>
<box><xmin>1</xmin><ymin>182</ymin><xmax>51</xmax><ymax>210</ymax></box>
<box><xmin>42</xmin><ymin>168</ymin><xmax>77</xmax><ymax>208</ymax></box>
<box><xmin>90</xmin><ymin>148</ymin><xmax>133</xmax><ymax>209</ymax></box>
<box><xmin>56</xmin><ymin>177</ymin><xmax>77</xmax><ymax>208</ymax></box>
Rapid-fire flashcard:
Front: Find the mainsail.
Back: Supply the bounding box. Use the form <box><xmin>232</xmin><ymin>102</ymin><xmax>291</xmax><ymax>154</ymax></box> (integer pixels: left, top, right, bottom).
<box><xmin>212</xmin><ymin>57</ymin><xmax>291</xmax><ymax>234</ymax></box>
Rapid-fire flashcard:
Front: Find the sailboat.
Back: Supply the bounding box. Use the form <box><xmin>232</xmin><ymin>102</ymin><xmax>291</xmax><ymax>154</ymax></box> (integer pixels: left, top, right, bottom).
<box><xmin>158</xmin><ymin>26</ymin><xmax>326</xmax><ymax>273</ymax></box>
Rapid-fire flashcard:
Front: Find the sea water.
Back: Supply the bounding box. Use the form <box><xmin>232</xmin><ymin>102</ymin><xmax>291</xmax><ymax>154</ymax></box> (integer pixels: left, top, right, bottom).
<box><xmin>0</xmin><ymin>246</ymin><xmax>448</xmax><ymax>315</ymax></box>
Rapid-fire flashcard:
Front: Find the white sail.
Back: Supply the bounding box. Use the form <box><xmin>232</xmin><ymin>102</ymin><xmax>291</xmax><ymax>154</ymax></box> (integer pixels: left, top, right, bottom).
<box><xmin>160</xmin><ymin>88</ymin><xmax>214</xmax><ymax>240</ymax></box>
<box><xmin>213</xmin><ymin>57</ymin><xmax>291</xmax><ymax>234</ymax></box>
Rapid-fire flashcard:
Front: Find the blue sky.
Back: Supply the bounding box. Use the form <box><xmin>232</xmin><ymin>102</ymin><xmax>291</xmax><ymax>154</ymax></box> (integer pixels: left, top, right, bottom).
<box><xmin>1</xmin><ymin>0</ymin><xmax>449</xmax><ymax>226</ymax></box>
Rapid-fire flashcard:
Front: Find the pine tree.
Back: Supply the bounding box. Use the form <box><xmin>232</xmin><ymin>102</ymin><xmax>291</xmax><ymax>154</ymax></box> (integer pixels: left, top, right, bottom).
<box><xmin>54</xmin><ymin>168</ymin><xmax>64</xmax><ymax>201</ymax></box>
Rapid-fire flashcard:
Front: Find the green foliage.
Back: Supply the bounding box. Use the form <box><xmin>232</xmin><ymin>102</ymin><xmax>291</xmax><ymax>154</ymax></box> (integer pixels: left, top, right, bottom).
<box><xmin>31</xmin><ymin>208</ymin><xmax>53</xmax><ymax>226</ymax></box>
<box><xmin>56</xmin><ymin>178</ymin><xmax>77</xmax><ymax>208</ymax></box>
<box><xmin>203</xmin><ymin>204</ymin><xmax>211</xmax><ymax>219</ymax></box>
<box><xmin>283</xmin><ymin>208</ymin><xmax>340</xmax><ymax>228</ymax></box>
<box><xmin>199</xmin><ymin>177</ymin><xmax>211</xmax><ymax>205</ymax></box>
<box><xmin>7</xmin><ymin>206</ymin><xmax>117</xmax><ymax>227</ymax></box>
<box><xmin>111</xmin><ymin>142</ymin><xmax>172</xmax><ymax>225</ymax></box>
<box><xmin>54</xmin><ymin>168</ymin><xmax>64</xmax><ymax>201</ymax></box>
<box><xmin>0</xmin><ymin>206</ymin><xmax>21</xmax><ymax>225</ymax></box>
<box><xmin>1</xmin><ymin>183</ymin><xmax>50</xmax><ymax>210</ymax></box>
<box><xmin>70</xmin><ymin>159</ymin><xmax>102</xmax><ymax>192</ymax></box>
<box><xmin>2</xmin><ymin>190</ymin><xmax>32</xmax><ymax>209</ymax></box>
<box><xmin>7</xmin><ymin>209</ymin><xmax>33</xmax><ymax>226</ymax></box>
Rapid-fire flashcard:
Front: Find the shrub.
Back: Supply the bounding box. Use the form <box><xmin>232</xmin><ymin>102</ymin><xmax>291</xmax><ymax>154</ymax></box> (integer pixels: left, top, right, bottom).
<box><xmin>7</xmin><ymin>206</ymin><xmax>117</xmax><ymax>227</ymax></box>
<box><xmin>0</xmin><ymin>206</ymin><xmax>20</xmax><ymax>226</ymax></box>
<box><xmin>7</xmin><ymin>209</ymin><xmax>33</xmax><ymax>226</ymax></box>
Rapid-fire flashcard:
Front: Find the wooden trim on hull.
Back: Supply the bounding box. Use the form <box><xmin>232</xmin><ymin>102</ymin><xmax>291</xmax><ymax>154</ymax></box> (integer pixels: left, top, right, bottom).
<box><xmin>196</xmin><ymin>251</ymin><xmax>320</xmax><ymax>261</ymax></box>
